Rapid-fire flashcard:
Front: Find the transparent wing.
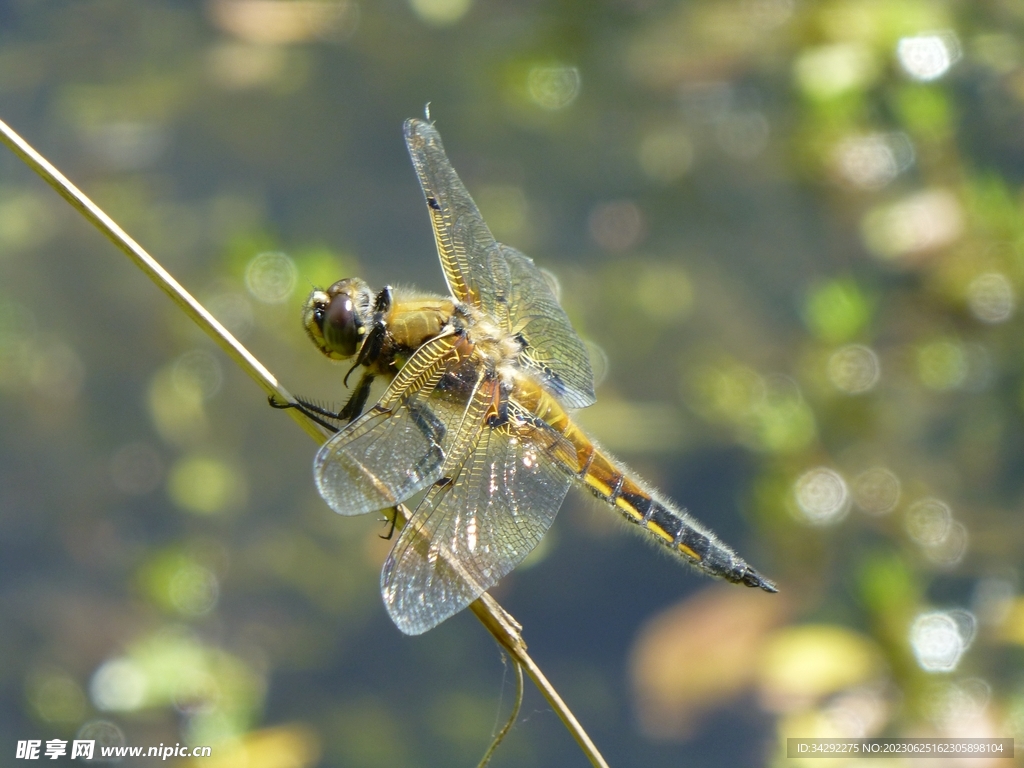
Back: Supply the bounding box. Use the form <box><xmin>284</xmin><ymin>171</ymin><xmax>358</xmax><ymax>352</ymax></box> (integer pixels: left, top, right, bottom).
<box><xmin>404</xmin><ymin>118</ymin><xmax>595</xmax><ymax>407</ymax></box>
<box><xmin>502</xmin><ymin>245</ymin><xmax>595</xmax><ymax>408</ymax></box>
<box><xmin>314</xmin><ymin>333</ymin><xmax>478</xmax><ymax>516</ymax></box>
<box><xmin>381</xmin><ymin>391</ymin><xmax>576</xmax><ymax>635</ymax></box>
<box><xmin>404</xmin><ymin>118</ymin><xmax>511</xmax><ymax>322</ymax></box>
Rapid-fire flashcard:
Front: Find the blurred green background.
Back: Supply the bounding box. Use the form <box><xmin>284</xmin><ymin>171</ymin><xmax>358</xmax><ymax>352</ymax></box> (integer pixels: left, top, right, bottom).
<box><xmin>2</xmin><ymin>0</ymin><xmax>1024</xmax><ymax>765</ymax></box>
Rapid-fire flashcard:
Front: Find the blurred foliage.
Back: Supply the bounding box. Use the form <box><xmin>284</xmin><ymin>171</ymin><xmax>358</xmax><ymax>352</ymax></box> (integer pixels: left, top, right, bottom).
<box><xmin>3</xmin><ymin>0</ymin><xmax>1024</xmax><ymax>766</ymax></box>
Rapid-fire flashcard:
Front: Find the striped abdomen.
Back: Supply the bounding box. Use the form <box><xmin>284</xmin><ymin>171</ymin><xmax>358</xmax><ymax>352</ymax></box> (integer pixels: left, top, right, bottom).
<box><xmin>517</xmin><ymin>381</ymin><xmax>777</xmax><ymax>592</ymax></box>
<box><xmin>573</xmin><ymin>442</ymin><xmax>775</xmax><ymax>591</ymax></box>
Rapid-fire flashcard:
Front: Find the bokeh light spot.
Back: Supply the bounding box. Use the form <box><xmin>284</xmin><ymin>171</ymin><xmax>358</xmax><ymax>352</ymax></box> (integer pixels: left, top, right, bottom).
<box><xmin>148</xmin><ymin>365</ymin><xmax>208</xmax><ymax>445</ymax></box>
<box><xmin>851</xmin><ymin>468</ymin><xmax>900</xmax><ymax>516</ymax></box>
<box><xmin>169</xmin><ymin>561</ymin><xmax>220</xmax><ymax>616</ymax></box>
<box><xmin>817</xmin><ymin>686</ymin><xmax>891</xmax><ymax>738</ymax></box>
<box><xmin>909</xmin><ymin>610</ymin><xmax>975</xmax><ymax>672</ymax></box>
<box><xmin>245</xmin><ymin>251</ymin><xmax>298</xmax><ymax>304</ymax></box>
<box><xmin>827</xmin><ymin>344</ymin><xmax>880</xmax><ymax>394</ymax></box>
<box><xmin>794</xmin><ymin>44</ymin><xmax>878</xmax><ymax>99</ymax></box>
<box><xmin>527</xmin><ymin>65</ymin><xmax>581</xmax><ymax>110</ymax></box>
<box><xmin>208</xmin><ymin>0</ymin><xmax>358</xmax><ymax>44</ymax></box>
<box><xmin>905</xmin><ymin>497</ymin><xmax>952</xmax><ymax>547</ymax></box>
<box><xmin>804</xmin><ymin>279</ymin><xmax>871</xmax><ymax>344</ymax></box>
<box><xmin>832</xmin><ymin>133</ymin><xmax>914</xmax><ymax>190</ymax></box>
<box><xmin>90</xmin><ymin>658</ymin><xmax>147</xmax><ymax>711</ymax></box>
<box><xmin>928</xmin><ymin>678</ymin><xmax>991</xmax><ymax>729</ymax></box>
<box><xmin>139</xmin><ymin>549</ymin><xmax>223</xmax><ymax>616</ymax></box>
<box><xmin>168</xmin><ymin>455</ymin><xmax>245</xmax><ymax>515</ymax></box>
<box><xmin>758</xmin><ymin>625</ymin><xmax>883</xmax><ymax>709</ymax></box>
<box><xmin>27</xmin><ymin>668</ymin><xmax>88</xmax><ymax>723</ymax></box>
<box><xmin>794</xmin><ymin>468</ymin><xmax>850</xmax><ymax>526</ymax></box>
<box><xmin>857</xmin><ymin>554</ymin><xmax>919</xmax><ymax>616</ymax></box>
<box><xmin>205</xmin><ymin>288</ymin><xmax>255</xmax><ymax>340</ymax></box>
<box><xmin>76</xmin><ymin>721</ymin><xmax>126</xmax><ymax>753</ymax></box>
<box><xmin>966</xmin><ymin>272</ymin><xmax>1015</xmax><ymax>324</ymax></box>
<box><xmin>862</xmin><ymin>189</ymin><xmax>963</xmax><ymax>260</ymax></box>
<box><xmin>409</xmin><ymin>0</ymin><xmax>472</xmax><ymax>26</ymax></box>
<box><xmin>200</xmin><ymin>726</ymin><xmax>322</xmax><ymax>768</ymax></box>
<box><xmin>687</xmin><ymin>360</ymin><xmax>764</xmax><ymax>424</ymax></box>
<box><xmin>173</xmin><ymin>349</ymin><xmax>223</xmax><ymax>401</ymax></box>
<box><xmin>923</xmin><ymin>520</ymin><xmax>968</xmax><ymax>568</ymax></box>
<box><xmin>897</xmin><ymin>33</ymin><xmax>961</xmax><ymax>82</ymax></box>
<box><xmin>751</xmin><ymin>378</ymin><xmax>816</xmax><ymax>454</ymax></box>
<box><xmin>630</xmin><ymin>588</ymin><xmax>785</xmax><ymax>739</ymax></box>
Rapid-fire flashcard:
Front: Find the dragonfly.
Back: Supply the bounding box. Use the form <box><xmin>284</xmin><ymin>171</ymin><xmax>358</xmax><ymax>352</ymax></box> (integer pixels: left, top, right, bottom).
<box><xmin>288</xmin><ymin>118</ymin><xmax>776</xmax><ymax>635</ymax></box>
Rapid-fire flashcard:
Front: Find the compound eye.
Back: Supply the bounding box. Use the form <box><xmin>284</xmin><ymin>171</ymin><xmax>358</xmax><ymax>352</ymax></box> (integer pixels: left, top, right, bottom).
<box><xmin>322</xmin><ymin>295</ymin><xmax>362</xmax><ymax>357</ymax></box>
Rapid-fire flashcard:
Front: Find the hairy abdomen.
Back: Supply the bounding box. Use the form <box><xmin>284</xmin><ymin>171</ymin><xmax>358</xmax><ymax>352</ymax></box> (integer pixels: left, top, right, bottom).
<box><xmin>515</xmin><ymin>380</ymin><xmax>777</xmax><ymax>592</ymax></box>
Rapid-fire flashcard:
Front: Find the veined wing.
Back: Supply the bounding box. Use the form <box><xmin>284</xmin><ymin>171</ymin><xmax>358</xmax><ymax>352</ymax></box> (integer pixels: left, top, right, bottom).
<box><xmin>381</xmin><ymin>387</ymin><xmax>576</xmax><ymax>635</ymax></box>
<box><xmin>404</xmin><ymin>118</ymin><xmax>510</xmax><ymax>321</ymax></box>
<box><xmin>314</xmin><ymin>333</ymin><xmax>472</xmax><ymax>516</ymax></box>
<box><xmin>404</xmin><ymin>118</ymin><xmax>595</xmax><ymax>408</ymax></box>
<box><xmin>503</xmin><ymin>245</ymin><xmax>595</xmax><ymax>408</ymax></box>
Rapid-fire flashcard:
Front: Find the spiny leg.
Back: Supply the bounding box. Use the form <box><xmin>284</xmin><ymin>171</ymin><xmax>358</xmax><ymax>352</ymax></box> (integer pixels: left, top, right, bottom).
<box><xmin>268</xmin><ymin>395</ymin><xmax>343</xmax><ymax>434</ymax></box>
<box><xmin>337</xmin><ymin>371</ymin><xmax>376</xmax><ymax>423</ymax></box>
<box><xmin>269</xmin><ymin>369</ymin><xmax>376</xmax><ymax>431</ymax></box>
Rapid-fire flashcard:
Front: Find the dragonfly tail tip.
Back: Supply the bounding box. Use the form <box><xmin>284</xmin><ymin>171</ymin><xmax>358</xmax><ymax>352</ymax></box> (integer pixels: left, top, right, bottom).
<box><xmin>738</xmin><ymin>565</ymin><xmax>778</xmax><ymax>593</ymax></box>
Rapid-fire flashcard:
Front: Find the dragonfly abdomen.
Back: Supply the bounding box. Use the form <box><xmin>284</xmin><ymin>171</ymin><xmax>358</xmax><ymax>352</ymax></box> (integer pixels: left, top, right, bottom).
<box><xmin>510</xmin><ymin>374</ymin><xmax>776</xmax><ymax>592</ymax></box>
<box><xmin>575</xmin><ymin>440</ymin><xmax>776</xmax><ymax>592</ymax></box>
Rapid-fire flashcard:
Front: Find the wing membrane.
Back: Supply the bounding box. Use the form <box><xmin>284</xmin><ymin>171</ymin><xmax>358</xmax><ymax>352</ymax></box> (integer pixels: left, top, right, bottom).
<box><xmin>382</xmin><ymin>391</ymin><xmax>575</xmax><ymax>635</ymax></box>
<box><xmin>314</xmin><ymin>333</ymin><xmax>473</xmax><ymax>516</ymax></box>
<box><xmin>503</xmin><ymin>245</ymin><xmax>595</xmax><ymax>407</ymax></box>
<box><xmin>405</xmin><ymin>119</ymin><xmax>595</xmax><ymax>407</ymax></box>
<box><xmin>404</xmin><ymin>119</ymin><xmax>510</xmax><ymax>320</ymax></box>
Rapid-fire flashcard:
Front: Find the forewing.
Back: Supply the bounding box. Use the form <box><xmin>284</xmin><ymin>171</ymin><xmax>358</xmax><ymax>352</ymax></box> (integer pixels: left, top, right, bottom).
<box><xmin>314</xmin><ymin>334</ymin><xmax>469</xmax><ymax>516</ymax></box>
<box><xmin>405</xmin><ymin>120</ymin><xmax>595</xmax><ymax>407</ymax></box>
<box><xmin>404</xmin><ymin>119</ymin><xmax>512</xmax><ymax>324</ymax></box>
<box><xmin>502</xmin><ymin>245</ymin><xmax>596</xmax><ymax>408</ymax></box>
<box><xmin>381</xmin><ymin>396</ymin><xmax>575</xmax><ymax>635</ymax></box>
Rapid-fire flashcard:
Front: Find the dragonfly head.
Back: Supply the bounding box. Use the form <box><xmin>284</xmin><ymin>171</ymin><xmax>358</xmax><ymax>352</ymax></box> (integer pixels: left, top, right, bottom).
<box><xmin>303</xmin><ymin>278</ymin><xmax>374</xmax><ymax>360</ymax></box>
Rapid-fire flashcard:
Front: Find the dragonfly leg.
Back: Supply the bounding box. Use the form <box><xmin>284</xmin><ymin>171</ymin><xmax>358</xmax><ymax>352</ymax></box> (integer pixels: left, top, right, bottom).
<box><xmin>268</xmin><ymin>395</ymin><xmax>345</xmax><ymax>434</ymax></box>
<box><xmin>338</xmin><ymin>371</ymin><xmax>375</xmax><ymax>422</ymax></box>
<box><xmin>379</xmin><ymin>507</ymin><xmax>398</xmax><ymax>540</ymax></box>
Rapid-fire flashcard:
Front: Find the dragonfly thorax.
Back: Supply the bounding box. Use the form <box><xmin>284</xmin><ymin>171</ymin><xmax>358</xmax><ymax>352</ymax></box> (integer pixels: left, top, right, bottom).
<box><xmin>458</xmin><ymin>307</ymin><xmax>526</xmax><ymax>387</ymax></box>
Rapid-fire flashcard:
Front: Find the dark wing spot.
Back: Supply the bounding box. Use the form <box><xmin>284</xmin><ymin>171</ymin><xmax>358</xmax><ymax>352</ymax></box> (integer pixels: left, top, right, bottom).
<box><xmin>427</xmin><ymin>196</ymin><xmax>441</xmax><ymax>211</ymax></box>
